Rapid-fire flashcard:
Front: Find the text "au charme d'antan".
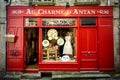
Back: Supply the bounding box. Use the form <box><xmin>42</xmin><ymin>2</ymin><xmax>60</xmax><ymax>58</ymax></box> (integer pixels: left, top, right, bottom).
<box><xmin>11</xmin><ymin>9</ymin><xmax>109</xmax><ymax>15</ymax></box>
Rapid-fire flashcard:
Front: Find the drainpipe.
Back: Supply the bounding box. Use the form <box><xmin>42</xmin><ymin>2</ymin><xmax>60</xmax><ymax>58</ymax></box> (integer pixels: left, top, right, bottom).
<box><xmin>4</xmin><ymin>0</ymin><xmax>11</xmax><ymax>75</ymax></box>
<box><xmin>107</xmin><ymin>0</ymin><xmax>110</xmax><ymax>6</ymax></box>
<box><xmin>118</xmin><ymin>0</ymin><xmax>120</xmax><ymax>71</ymax></box>
<box><xmin>117</xmin><ymin>0</ymin><xmax>120</xmax><ymax>72</ymax></box>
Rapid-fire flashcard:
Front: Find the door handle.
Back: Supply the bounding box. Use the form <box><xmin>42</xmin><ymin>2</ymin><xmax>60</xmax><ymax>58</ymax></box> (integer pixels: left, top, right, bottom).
<box><xmin>86</xmin><ymin>51</ymin><xmax>91</xmax><ymax>56</ymax></box>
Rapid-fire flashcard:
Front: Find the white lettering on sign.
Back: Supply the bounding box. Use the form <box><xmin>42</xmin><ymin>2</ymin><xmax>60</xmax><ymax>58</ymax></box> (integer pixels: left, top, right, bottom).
<box><xmin>11</xmin><ymin>9</ymin><xmax>110</xmax><ymax>15</ymax></box>
<box><xmin>37</xmin><ymin>9</ymin><xmax>65</xmax><ymax>15</ymax></box>
<box><xmin>26</xmin><ymin>9</ymin><xmax>36</xmax><ymax>14</ymax></box>
<box><xmin>73</xmin><ymin>9</ymin><xmax>96</xmax><ymax>14</ymax></box>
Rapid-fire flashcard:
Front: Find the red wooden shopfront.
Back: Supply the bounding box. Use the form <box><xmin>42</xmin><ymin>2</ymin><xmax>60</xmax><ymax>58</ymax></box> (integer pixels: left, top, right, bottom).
<box><xmin>7</xmin><ymin>6</ymin><xmax>114</xmax><ymax>72</ymax></box>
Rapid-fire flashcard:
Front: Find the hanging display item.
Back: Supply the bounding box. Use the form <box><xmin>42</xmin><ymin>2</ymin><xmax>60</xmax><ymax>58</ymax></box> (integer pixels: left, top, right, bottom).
<box><xmin>47</xmin><ymin>29</ymin><xmax>58</xmax><ymax>40</ymax></box>
<box><xmin>42</xmin><ymin>40</ymin><xmax>49</xmax><ymax>47</ymax></box>
<box><xmin>42</xmin><ymin>28</ymin><xmax>50</xmax><ymax>47</ymax></box>
<box><xmin>57</xmin><ymin>38</ymin><xmax>64</xmax><ymax>46</ymax></box>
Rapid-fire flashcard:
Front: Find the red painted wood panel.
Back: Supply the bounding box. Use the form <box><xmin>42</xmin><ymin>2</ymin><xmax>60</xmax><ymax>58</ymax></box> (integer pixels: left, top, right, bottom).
<box><xmin>7</xmin><ymin>28</ymin><xmax>23</xmax><ymax>58</ymax></box>
<box><xmin>8</xmin><ymin>17</ymin><xmax>23</xmax><ymax>28</ymax></box>
<box><xmin>39</xmin><ymin>63</ymin><xmax>79</xmax><ymax>71</ymax></box>
<box><xmin>7</xmin><ymin>18</ymin><xmax>24</xmax><ymax>71</ymax></box>
<box><xmin>80</xmin><ymin>28</ymin><xmax>98</xmax><ymax>70</ymax></box>
<box><xmin>7</xmin><ymin>58</ymin><xmax>24</xmax><ymax>71</ymax></box>
<box><xmin>98</xmin><ymin>18</ymin><xmax>114</xmax><ymax>71</ymax></box>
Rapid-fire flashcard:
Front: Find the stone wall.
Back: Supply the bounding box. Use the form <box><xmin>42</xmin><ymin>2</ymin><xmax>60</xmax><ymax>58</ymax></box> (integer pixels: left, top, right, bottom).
<box><xmin>113</xmin><ymin>6</ymin><xmax>120</xmax><ymax>71</ymax></box>
<box><xmin>0</xmin><ymin>0</ymin><xmax>6</xmax><ymax>78</ymax></box>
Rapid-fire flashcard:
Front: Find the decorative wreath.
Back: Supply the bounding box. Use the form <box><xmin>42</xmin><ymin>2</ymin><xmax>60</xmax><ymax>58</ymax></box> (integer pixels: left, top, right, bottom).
<box><xmin>47</xmin><ymin>29</ymin><xmax>58</xmax><ymax>40</ymax></box>
<box><xmin>42</xmin><ymin>40</ymin><xmax>49</xmax><ymax>47</ymax></box>
<box><xmin>57</xmin><ymin>38</ymin><xmax>64</xmax><ymax>46</ymax></box>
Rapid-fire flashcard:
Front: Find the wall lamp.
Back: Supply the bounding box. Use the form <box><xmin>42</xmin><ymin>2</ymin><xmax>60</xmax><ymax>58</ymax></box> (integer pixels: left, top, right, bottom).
<box><xmin>66</xmin><ymin>2</ymin><xmax>70</xmax><ymax>8</ymax></box>
<box><xmin>114</xmin><ymin>0</ymin><xmax>119</xmax><ymax>5</ymax></box>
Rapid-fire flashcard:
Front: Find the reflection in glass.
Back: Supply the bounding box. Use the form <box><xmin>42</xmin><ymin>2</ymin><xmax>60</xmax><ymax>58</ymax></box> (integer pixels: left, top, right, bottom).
<box><xmin>42</xmin><ymin>28</ymin><xmax>76</xmax><ymax>62</ymax></box>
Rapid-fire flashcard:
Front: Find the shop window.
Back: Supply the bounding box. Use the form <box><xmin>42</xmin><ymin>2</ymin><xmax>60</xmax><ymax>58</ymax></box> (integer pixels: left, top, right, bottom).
<box><xmin>42</xmin><ymin>18</ymin><xmax>76</xmax><ymax>26</ymax></box>
<box><xmin>42</xmin><ymin>28</ymin><xmax>76</xmax><ymax>62</ymax></box>
<box><xmin>25</xmin><ymin>18</ymin><xmax>38</xmax><ymax>26</ymax></box>
<box><xmin>81</xmin><ymin>18</ymin><xmax>96</xmax><ymax>26</ymax></box>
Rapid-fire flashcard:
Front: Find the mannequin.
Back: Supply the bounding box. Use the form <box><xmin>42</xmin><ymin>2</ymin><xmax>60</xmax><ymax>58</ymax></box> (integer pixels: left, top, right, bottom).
<box><xmin>63</xmin><ymin>32</ymin><xmax>73</xmax><ymax>55</ymax></box>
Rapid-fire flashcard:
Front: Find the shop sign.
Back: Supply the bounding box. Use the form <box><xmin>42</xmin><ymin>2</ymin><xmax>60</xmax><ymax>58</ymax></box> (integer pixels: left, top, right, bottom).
<box><xmin>8</xmin><ymin>6</ymin><xmax>112</xmax><ymax>17</ymax></box>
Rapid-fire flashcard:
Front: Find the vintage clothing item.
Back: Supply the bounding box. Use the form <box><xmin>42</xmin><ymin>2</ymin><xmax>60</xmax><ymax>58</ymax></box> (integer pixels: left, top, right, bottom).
<box><xmin>63</xmin><ymin>35</ymin><xmax>73</xmax><ymax>55</ymax></box>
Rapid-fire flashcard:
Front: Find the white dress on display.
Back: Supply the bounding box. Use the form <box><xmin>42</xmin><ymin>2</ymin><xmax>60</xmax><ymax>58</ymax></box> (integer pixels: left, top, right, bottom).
<box><xmin>63</xmin><ymin>35</ymin><xmax>73</xmax><ymax>55</ymax></box>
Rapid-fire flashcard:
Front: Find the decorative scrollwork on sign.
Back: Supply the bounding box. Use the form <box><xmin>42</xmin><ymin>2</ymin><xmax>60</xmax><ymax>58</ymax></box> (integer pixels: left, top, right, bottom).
<box><xmin>42</xmin><ymin>18</ymin><xmax>76</xmax><ymax>26</ymax></box>
<box><xmin>11</xmin><ymin>10</ymin><xmax>24</xmax><ymax>15</ymax></box>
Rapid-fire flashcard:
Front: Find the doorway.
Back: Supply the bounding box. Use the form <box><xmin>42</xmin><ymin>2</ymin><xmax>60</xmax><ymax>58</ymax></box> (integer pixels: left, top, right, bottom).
<box><xmin>80</xmin><ymin>28</ymin><xmax>98</xmax><ymax>70</ymax></box>
<box><xmin>80</xmin><ymin>18</ymin><xmax>98</xmax><ymax>70</ymax></box>
<box><xmin>25</xmin><ymin>28</ymin><xmax>39</xmax><ymax>70</ymax></box>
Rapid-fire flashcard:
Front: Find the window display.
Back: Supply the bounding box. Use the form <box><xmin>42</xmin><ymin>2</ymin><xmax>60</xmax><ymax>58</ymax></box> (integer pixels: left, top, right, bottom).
<box><xmin>42</xmin><ymin>28</ymin><xmax>76</xmax><ymax>62</ymax></box>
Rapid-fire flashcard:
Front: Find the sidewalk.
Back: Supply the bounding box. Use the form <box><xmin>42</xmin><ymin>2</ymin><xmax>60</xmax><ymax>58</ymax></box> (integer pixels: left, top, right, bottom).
<box><xmin>52</xmin><ymin>71</ymin><xmax>120</xmax><ymax>80</ymax></box>
<box><xmin>3</xmin><ymin>71</ymin><xmax>120</xmax><ymax>80</ymax></box>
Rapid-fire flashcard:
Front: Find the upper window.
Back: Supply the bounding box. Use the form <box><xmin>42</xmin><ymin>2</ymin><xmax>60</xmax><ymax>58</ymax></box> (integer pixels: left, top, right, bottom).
<box><xmin>77</xmin><ymin>0</ymin><xmax>97</xmax><ymax>2</ymax></box>
<box><xmin>81</xmin><ymin>18</ymin><xmax>96</xmax><ymax>26</ymax></box>
<box><xmin>74</xmin><ymin>0</ymin><xmax>100</xmax><ymax>5</ymax></box>
<box><xmin>33</xmin><ymin>0</ymin><xmax>53</xmax><ymax>2</ymax></box>
<box><xmin>32</xmin><ymin>0</ymin><xmax>55</xmax><ymax>6</ymax></box>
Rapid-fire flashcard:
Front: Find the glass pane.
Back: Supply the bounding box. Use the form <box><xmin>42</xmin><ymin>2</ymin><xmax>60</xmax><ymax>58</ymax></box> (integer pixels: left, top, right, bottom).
<box><xmin>33</xmin><ymin>0</ymin><xmax>39</xmax><ymax>2</ymax></box>
<box><xmin>42</xmin><ymin>18</ymin><xmax>76</xmax><ymax>26</ymax></box>
<box><xmin>81</xmin><ymin>18</ymin><xmax>96</xmax><ymax>26</ymax></box>
<box><xmin>77</xmin><ymin>0</ymin><xmax>97</xmax><ymax>2</ymax></box>
<box><xmin>25</xmin><ymin>18</ymin><xmax>38</xmax><ymax>26</ymax></box>
<box><xmin>42</xmin><ymin>28</ymin><xmax>77</xmax><ymax>62</ymax></box>
<box><xmin>43</xmin><ymin>0</ymin><xmax>52</xmax><ymax>2</ymax></box>
<box><xmin>38</xmin><ymin>0</ymin><xmax>41</xmax><ymax>1</ymax></box>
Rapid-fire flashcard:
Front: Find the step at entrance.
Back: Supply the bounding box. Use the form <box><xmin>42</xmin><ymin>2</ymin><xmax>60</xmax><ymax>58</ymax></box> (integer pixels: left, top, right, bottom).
<box><xmin>52</xmin><ymin>72</ymin><xmax>111</xmax><ymax>80</ymax></box>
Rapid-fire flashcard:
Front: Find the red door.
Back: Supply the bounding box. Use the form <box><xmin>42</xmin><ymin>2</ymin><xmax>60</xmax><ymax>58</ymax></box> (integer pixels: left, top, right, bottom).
<box><xmin>80</xmin><ymin>28</ymin><xmax>98</xmax><ymax>70</ymax></box>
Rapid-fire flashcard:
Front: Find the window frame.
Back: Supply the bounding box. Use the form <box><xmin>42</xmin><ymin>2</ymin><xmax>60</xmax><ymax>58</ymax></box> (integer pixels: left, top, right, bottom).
<box><xmin>33</xmin><ymin>0</ymin><xmax>53</xmax><ymax>2</ymax></box>
<box><xmin>74</xmin><ymin>0</ymin><xmax>100</xmax><ymax>5</ymax></box>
